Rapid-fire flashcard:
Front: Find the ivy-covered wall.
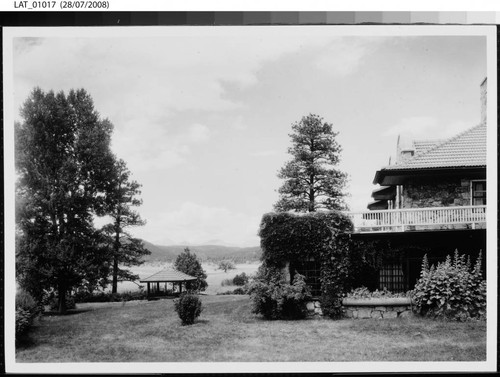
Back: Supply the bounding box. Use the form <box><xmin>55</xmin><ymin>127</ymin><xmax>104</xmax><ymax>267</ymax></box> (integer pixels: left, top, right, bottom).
<box><xmin>258</xmin><ymin>211</ymin><xmax>353</xmax><ymax>318</ymax></box>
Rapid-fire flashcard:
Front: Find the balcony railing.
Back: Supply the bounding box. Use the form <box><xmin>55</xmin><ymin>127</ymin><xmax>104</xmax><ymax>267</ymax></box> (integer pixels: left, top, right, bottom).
<box><xmin>346</xmin><ymin>205</ymin><xmax>487</xmax><ymax>233</ymax></box>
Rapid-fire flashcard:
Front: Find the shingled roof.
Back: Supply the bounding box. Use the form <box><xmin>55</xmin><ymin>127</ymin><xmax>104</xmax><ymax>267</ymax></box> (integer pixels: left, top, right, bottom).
<box><xmin>140</xmin><ymin>269</ymin><xmax>197</xmax><ymax>282</ymax></box>
<box><xmin>386</xmin><ymin>123</ymin><xmax>486</xmax><ymax>170</ymax></box>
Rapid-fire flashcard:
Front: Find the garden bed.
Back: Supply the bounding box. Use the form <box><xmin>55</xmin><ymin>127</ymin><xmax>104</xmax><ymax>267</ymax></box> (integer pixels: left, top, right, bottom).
<box><xmin>306</xmin><ymin>297</ymin><xmax>413</xmax><ymax>319</ymax></box>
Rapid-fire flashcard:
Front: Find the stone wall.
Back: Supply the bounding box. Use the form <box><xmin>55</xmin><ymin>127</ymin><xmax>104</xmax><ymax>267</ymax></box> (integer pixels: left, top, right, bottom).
<box><xmin>342</xmin><ymin>304</ymin><xmax>412</xmax><ymax>319</ymax></box>
<box><xmin>402</xmin><ymin>177</ymin><xmax>473</xmax><ymax>208</ymax></box>
<box><xmin>306</xmin><ymin>299</ymin><xmax>413</xmax><ymax>319</ymax></box>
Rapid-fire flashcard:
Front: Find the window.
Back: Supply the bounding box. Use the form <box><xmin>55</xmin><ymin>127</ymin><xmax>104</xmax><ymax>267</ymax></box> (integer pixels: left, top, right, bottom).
<box><xmin>471</xmin><ymin>180</ymin><xmax>486</xmax><ymax>206</ymax></box>
<box><xmin>290</xmin><ymin>257</ymin><xmax>321</xmax><ymax>297</ymax></box>
<box><xmin>379</xmin><ymin>262</ymin><xmax>406</xmax><ymax>293</ymax></box>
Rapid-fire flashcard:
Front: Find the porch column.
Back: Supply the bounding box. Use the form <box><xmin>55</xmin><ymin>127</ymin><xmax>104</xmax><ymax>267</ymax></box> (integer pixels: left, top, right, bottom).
<box><xmin>147</xmin><ymin>282</ymin><xmax>150</xmax><ymax>297</ymax></box>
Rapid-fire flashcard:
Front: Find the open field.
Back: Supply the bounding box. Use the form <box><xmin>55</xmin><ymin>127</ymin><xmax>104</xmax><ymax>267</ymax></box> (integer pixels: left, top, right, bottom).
<box><xmin>114</xmin><ymin>262</ymin><xmax>261</xmax><ymax>295</ymax></box>
<box><xmin>16</xmin><ymin>295</ymin><xmax>486</xmax><ymax>363</ymax></box>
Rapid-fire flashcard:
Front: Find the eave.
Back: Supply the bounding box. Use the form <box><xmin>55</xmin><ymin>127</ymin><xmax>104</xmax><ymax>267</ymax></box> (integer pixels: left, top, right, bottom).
<box><xmin>373</xmin><ymin>166</ymin><xmax>486</xmax><ymax>186</ymax></box>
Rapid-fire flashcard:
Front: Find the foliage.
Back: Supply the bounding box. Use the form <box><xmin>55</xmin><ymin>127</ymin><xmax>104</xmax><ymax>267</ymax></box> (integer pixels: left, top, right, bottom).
<box><xmin>15</xmin><ymin>87</ymin><xmax>116</xmax><ymax>313</ymax></box>
<box><xmin>174</xmin><ymin>248</ymin><xmax>208</xmax><ymax>292</ymax></box>
<box><xmin>412</xmin><ymin>251</ymin><xmax>486</xmax><ymax>321</ymax></box>
<box><xmin>217</xmin><ymin>287</ymin><xmax>248</xmax><ymax>295</ymax></box>
<box><xmin>232</xmin><ymin>272</ymin><xmax>249</xmax><ymax>286</ymax></box>
<box><xmin>222</xmin><ymin>272</ymin><xmax>250</xmax><ymax>287</ymax></box>
<box><xmin>274</xmin><ymin>113</ymin><xmax>349</xmax><ymax>212</ymax></box>
<box><xmin>247</xmin><ymin>266</ymin><xmax>311</xmax><ymax>320</ymax></box>
<box><xmin>174</xmin><ymin>293</ymin><xmax>203</xmax><ymax>325</ymax></box>
<box><xmin>101</xmin><ymin>159</ymin><xmax>150</xmax><ymax>293</ymax></box>
<box><xmin>221</xmin><ymin>278</ymin><xmax>233</xmax><ymax>286</ymax></box>
<box><xmin>42</xmin><ymin>290</ymin><xmax>77</xmax><ymax>311</ymax></box>
<box><xmin>258</xmin><ymin>211</ymin><xmax>352</xmax><ymax>319</ymax></box>
<box><xmin>346</xmin><ymin>286</ymin><xmax>410</xmax><ymax>299</ymax></box>
<box><xmin>16</xmin><ymin>289</ymin><xmax>41</xmax><ymax>337</ymax></box>
<box><xmin>73</xmin><ymin>289</ymin><xmax>147</xmax><ymax>303</ymax></box>
<box><xmin>217</xmin><ymin>259</ymin><xmax>236</xmax><ymax>273</ymax></box>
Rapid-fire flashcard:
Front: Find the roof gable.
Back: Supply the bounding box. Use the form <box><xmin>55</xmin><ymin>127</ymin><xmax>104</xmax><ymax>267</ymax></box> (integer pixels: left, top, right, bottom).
<box><xmin>387</xmin><ymin>123</ymin><xmax>486</xmax><ymax>170</ymax></box>
<box><xmin>140</xmin><ymin>269</ymin><xmax>197</xmax><ymax>282</ymax></box>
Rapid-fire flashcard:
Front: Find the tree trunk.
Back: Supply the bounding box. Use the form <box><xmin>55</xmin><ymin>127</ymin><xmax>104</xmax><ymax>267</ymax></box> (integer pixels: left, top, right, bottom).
<box><xmin>112</xmin><ymin>217</ymin><xmax>121</xmax><ymax>294</ymax></box>
<box><xmin>112</xmin><ymin>255</ymin><xmax>119</xmax><ymax>294</ymax></box>
<box><xmin>58</xmin><ymin>282</ymin><xmax>67</xmax><ymax>315</ymax></box>
<box><xmin>309</xmin><ymin>175</ymin><xmax>315</xmax><ymax>212</ymax></box>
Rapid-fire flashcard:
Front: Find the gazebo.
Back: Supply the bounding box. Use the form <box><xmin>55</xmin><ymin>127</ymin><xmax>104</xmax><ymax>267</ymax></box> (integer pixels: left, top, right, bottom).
<box><xmin>140</xmin><ymin>269</ymin><xmax>198</xmax><ymax>299</ymax></box>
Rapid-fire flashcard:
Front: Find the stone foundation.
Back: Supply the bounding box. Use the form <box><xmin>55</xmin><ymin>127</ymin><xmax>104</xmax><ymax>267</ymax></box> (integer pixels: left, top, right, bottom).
<box><xmin>306</xmin><ymin>298</ymin><xmax>413</xmax><ymax>319</ymax></box>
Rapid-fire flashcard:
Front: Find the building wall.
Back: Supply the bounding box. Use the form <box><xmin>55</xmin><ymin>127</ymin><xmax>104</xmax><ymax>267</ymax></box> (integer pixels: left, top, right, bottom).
<box><xmin>402</xmin><ymin>176</ymin><xmax>473</xmax><ymax>208</ymax></box>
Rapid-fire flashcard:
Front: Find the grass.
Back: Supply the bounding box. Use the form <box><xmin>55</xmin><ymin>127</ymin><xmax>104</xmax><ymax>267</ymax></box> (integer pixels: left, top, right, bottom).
<box><xmin>16</xmin><ymin>295</ymin><xmax>486</xmax><ymax>362</ymax></box>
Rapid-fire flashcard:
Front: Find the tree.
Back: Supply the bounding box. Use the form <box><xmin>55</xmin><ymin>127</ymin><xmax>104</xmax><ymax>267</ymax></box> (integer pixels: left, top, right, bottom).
<box><xmin>217</xmin><ymin>260</ymin><xmax>236</xmax><ymax>273</ymax></box>
<box><xmin>15</xmin><ymin>87</ymin><xmax>116</xmax><ymax>314</ymax></box>
<box><xmin>274</xmin><ymin>113</ymin><xmax>348</xmax><ymax>212</ymax></box>
<box><xmin>102</xmin><ymin>159</ymin><xmax>150</xmax><ymax>294</ymax></box>
<box><xmin>174</xmin><ymin>248</ymin><xmax>208</xmax><ymax>292</ymax></box>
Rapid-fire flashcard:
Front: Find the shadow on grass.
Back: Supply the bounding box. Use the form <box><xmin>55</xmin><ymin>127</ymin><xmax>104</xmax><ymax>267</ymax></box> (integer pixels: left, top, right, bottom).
<box><xmin>15</xmin><ymin>332</ymin><xmax>38</xmax><ymax>350</ymax></box>
<box><xmin>43</xmin><ymin>308</ymin><xmax>92</xmax><ymax>316</ymax></box>
<box><xmin>194</xmin><ymin>319</ymin><xmax>210</xmax><ymax>325</ymax></box>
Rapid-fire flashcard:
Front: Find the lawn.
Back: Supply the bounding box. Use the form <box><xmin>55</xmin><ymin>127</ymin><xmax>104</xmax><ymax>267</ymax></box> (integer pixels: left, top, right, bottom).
<box><xmin>16</xmin><ymin>295</ymin><xmax>486</xmax><ymax>363</ymax></box>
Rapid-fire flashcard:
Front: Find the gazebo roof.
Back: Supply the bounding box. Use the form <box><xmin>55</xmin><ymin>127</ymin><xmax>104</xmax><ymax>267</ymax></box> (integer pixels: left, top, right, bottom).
<box><xmin>140</xmin><ymin>269</ymin><xmax>197</xmax><ymax>283</ymax></box>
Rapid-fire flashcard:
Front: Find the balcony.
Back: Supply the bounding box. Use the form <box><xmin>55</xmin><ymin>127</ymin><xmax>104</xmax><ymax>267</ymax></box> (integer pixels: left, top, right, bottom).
<box><xmin>346</xmin><ymin>205</ymin><xmax>487</xmax><ymax>233</ymax></box>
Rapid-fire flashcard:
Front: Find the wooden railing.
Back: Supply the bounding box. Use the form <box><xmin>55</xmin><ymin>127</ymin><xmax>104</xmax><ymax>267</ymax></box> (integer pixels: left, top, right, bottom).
<box><xmin>346</xmin><ymin>205</ymin><xmax>487</xmax><ymax>233</ymax></box>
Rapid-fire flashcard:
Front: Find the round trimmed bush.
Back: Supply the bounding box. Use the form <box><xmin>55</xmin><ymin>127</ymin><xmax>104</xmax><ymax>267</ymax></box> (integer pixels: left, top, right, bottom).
<box><xmin>174</xmin><ymin>293</ymin><xmax>203</xmax><ymax>325</ymax></box>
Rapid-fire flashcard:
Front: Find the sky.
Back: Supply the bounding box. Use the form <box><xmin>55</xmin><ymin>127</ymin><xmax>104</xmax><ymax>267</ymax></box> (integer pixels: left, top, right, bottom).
<box><xmin>8</xmin><ymin>26</ymin><xmax>489</xmax><ymax>247</ymax></box>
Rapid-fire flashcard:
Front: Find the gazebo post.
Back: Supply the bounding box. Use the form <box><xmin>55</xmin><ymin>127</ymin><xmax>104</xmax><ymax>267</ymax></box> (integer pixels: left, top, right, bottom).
<box><xmin>147</xmin><ymin>282</ymin><xmax>150</xmax><ymax>298</ymax></box>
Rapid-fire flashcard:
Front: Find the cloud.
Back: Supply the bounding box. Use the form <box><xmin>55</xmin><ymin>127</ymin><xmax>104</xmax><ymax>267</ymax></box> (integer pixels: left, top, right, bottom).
<box><xmin>384</xmin><ymin>116</ymin><xmax>473</xmax><ymax>140</ymax></box>
<box><xmin>137</xmin><ymin>202</ymin><xmax>260</xmax><ymax>247</ymax></box>
<box><xmin>250</xmin><ymin>150</ymin><xmax>279</xmax><ymax>157</ymax></box>
<box><xmin>383</xmin><ymin>116</ymin><xmax>439</xmax><ymax>138</ymax></box>
<box><xmin>314</xmin><ymin>38</ymin><xmax>382</xmax><ymax>77</ymax></box>
<box><xmin>112</xmin><ymin>120</ymin><xmax>210</xmax><ymax>173</ymax></box>
<box><xmin>186</xmin><ymin>123</ymin><xmax>210</xmax><ymax>144</ymax></box>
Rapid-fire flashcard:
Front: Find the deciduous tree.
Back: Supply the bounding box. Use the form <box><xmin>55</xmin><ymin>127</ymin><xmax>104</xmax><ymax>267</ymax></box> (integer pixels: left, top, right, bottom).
<box><xmin>174</xmin><ymin>248</ymin><xmax>208</xmax><ymax>292</ymax></box>
<box><xmin>15</xmin><ymin>87</ymin><xmax>116</xmax><ymax>313</ymax></box>
<box><xmin>274</xmin><ymin>113</ymin><xmax>348</xmax><ymax>212</ymax></box>
<box><xmin>217</xmin><ymin>259</ymin><xmax>236</xmax><ymax>273</ymax></box>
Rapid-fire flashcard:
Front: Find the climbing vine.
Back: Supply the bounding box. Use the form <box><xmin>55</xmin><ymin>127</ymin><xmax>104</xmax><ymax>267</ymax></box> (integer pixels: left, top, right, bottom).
<box><xmin>258</xmin><ymin>211</ymin><xmax>353</xmax><ymax>318</ymax></box>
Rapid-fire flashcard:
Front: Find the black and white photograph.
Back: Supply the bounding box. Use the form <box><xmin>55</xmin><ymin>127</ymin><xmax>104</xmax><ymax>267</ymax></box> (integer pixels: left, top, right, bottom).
<box><xmin>3</xmin><ymin>23</ymin><xmax>497</xmax><ymax>373</ymax></box>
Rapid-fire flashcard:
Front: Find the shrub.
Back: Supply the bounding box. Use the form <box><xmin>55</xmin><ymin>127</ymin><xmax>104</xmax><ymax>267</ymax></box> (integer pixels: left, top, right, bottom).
<box><xmin>216</xmin><ymin>287</ymin><xmax>248</xmax><ymax>295</ymax></box>
<box><xmin>174</xmin><ymin>293</ymin><xmax>203</xmax><ymax>325</ymax></box>
<box><xmin>74</xmin><ymin>290</ymin><xmax>148</xmax><ymax>303</ymax></box>
<box><xmin>232</xmin><ymin>272</ymin><xmax>249</xmax><ymax>286</ymax></box>
<box><xmin>16</xmin><ymin>289</ymin><xmax>40</xmax><ymax>337</ymax></box>
<box><xmin>47</xmin><ymin>295</ymin><xmax>76</xmax><ymax>311</ymax></box>
<box><xmin>220</xmin><ymin>278</ymin><xmax>233</xmax><ymax>287</ymax></box>
<box><xmin>346</xmin><ymin>286</ymin><xmax>410</xmax><ymax>299</ymax></box>
<box><xmin>42</xmin><ymin>291</ymin><xmax>76</xmax><ymax>311</ymax></box>
<box><xmin>248</xmin><ymin>266</ymin><xmax>311</xmax><ymax>320</ymax></box>
<box><xmin>412</xmin><ymin>251</ymin><xmax>486</xmax><ymax>321</ymax></box>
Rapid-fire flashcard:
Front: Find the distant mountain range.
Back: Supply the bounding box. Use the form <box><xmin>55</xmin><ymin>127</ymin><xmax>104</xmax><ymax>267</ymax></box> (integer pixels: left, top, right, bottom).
<box><xmin>141</xmin><ymin>240</ymin><xmax>262</xmax><ymax>263</ymax></box>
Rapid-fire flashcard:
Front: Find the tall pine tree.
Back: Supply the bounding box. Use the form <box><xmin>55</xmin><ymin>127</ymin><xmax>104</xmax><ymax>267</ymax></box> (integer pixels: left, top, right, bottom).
<box><xmin>102</xmin><ymin>159</ymin><xmax>150</xmax><ymax>294</ymax></box>
<box><xmin>274</xmin><ymin>113</ymin><xmax>348</xmax><ymax>212</ymax></box>
<box><xmin>15</xmin><ymin>88</ymin><xmax>116</xmax><ymax>313</ymax></box>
